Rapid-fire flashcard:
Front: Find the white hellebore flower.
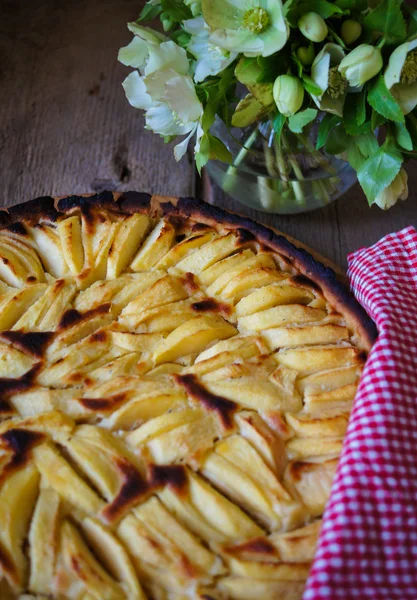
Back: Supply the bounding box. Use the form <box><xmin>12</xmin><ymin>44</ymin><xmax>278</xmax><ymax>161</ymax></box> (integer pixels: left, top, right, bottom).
<box><xmin>338</xmin><ymin>44</ymin><xmax>383</xmax><ymax>87</ymax></box>
<box><xmin>119</xmin><ymin>25</ymin><xmax>203</xmax><ymax>161</ymax></box>
<box><xmin>184</xmin><ymin>17</ymin><xmax>237</xmax><ymax>82</ymax></box>
<box><xmin>374</xmin><ymin>168</ymin><xmax>408</xmax><ymax>210</ymax></box>
<box><xmin>311</xmin><ymin>43</ymin><xmax>346</xmax><ymax>117</ymax></box>
<box><xmin>201</xmin><ymin>0</ymin><xmax>289</xmax><ymax>57</ymax></box>
<box><xmin>384</xmin><ymin>38</ymin><xmax>417</xmax><ymax>115</ymax></box>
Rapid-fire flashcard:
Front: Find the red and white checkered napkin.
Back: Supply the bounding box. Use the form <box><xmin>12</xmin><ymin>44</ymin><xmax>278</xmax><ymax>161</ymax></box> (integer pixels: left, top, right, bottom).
<box><xmin>304</xmin><ymin>226</ymin><xmax>417</xmax><ymax>600</ymax></box>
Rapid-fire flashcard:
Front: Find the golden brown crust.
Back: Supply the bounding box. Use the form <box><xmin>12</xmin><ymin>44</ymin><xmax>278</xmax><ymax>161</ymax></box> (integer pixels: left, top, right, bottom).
<box><xmin>0</xmin><ymin>191</ymin><xmax>376</xmax><ymax>351</ymax></box>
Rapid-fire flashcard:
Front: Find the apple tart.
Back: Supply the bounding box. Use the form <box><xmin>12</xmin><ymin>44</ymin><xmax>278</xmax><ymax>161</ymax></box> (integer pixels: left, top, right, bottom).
<box><xmin>0</xmin><ymin>192</ymin><xmax>376</xmax><ymax>600</ymax></box>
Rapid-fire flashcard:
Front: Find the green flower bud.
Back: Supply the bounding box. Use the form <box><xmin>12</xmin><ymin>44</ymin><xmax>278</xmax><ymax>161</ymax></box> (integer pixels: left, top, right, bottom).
<box><xmin>273</xmin><ymin>74</ymin><xmax>304</xmax><ymax>116</ymax></box>
<box><xmin>298</xmin><ymin>12</ymin><xmax>328</xmax><ymax>43</ymax></box>
<box><xmin>297</xmin><ymin>45</ymin><xmax>315</xmax><ymax>67</ymax></box>
<box><xmin>338</xmin><ymin>44</ymin><xmax>383</xmax><ymax>87</ymax></box>
<box><xmin>341</xmin><ymin>19</ymin><xmax>362</xmax><ymax>45</ymax></box>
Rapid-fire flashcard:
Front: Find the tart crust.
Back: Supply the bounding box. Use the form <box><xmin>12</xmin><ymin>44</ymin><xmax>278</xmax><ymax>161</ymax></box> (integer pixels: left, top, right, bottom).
<box><xmin>0</xmin><ymin>191</ymin><xmax>375</xmax><ymax>600</ymax></box>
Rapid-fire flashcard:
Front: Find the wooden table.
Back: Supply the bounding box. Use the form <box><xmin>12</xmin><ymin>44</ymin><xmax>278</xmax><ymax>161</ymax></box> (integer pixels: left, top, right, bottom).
<box><xmin>1</xmin><ymin>0</ymin><xmax>416</xmax><ymax>269</ymax></box>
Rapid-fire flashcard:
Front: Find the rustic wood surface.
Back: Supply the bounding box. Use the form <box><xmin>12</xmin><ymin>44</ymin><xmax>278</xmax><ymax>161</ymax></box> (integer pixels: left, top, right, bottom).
<box><xmin>1</xmin><ymin>0</ymin><xmax>416</xmax><ymax>269</ymax></box>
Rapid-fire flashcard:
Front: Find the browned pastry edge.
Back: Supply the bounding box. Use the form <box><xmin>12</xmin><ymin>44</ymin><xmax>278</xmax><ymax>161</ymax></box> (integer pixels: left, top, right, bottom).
<box><xmin>0</xmin><ymin>190</ymin><xmax>377</xmax><ymax>352</ymax></box>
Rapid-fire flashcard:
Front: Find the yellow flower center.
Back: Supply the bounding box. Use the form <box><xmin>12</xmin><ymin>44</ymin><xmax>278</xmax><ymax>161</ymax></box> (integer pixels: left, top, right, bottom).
<box><xmin>327</xmin><ymin>66</ymin><xmax>347</xmax><ymax>99</ymax></box>
<box><xmin>400</xmin><ymin>49</ymin><xmax>417</xmax><ymax>85</ymax></box>
<box><xmin>243</xmin><ymin>7</ymin><xmax>270</xmax><ymax>33</ymax></box>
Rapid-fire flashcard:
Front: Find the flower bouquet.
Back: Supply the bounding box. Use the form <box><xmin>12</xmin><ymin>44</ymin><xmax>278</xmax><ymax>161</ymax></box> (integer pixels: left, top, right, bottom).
<box><xmin>119</xmin><ymin>0</ymin><xmax>417</xmax><ymax>211</ymax></box>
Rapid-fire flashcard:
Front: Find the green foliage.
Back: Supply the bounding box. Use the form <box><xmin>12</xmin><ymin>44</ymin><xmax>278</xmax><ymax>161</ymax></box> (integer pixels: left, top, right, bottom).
<box><xmin>195</xmin><ymin>134</ymin><xmax>211</xmax><ymax>172</ymax></box>
<box><xmin>139</xmin><ymin>1</ymin><xmax>163</xmax><ymax>21</ymax></box>
<box><xmin>195</xmin><ymin>134</ymin><xmax>232</xmax><ymax>173</ymax></box>
<box><xmin>161</xmin><ymin>0</ymin><xmax>192</xmax><ymax>22</ymax></box>
<box><xmin>356</xmin><ymin>87</ymin><xmax>367</xmax><ymax>126</ymax></box>
<box><xmin>235</xmin><ymin>58</ymin><xmax>275</xmax><ymax>106</ymax></box>
<box><xmin>393</xmin><ymin>121</ymin><xmax>413</xmax><ymax>150</ymax></box>
<box><xmin>231</xmin><ymin>94</ymin><xmax>269</xmax><ymax>127</ymax></box>
<box><xmin>363</xmin><ymin>0</ymin><xmax>407</xmax><ymax>45</ymax></box>
<box><xmin>273</xmin><ymin>113</ymin><xmax>287</xmax><ymax>143</ymax></box>
<box><xmin>335</xmin><ymin>0</ymin><xmax>367</xmax><ymax>11</ymax></box>
<box><xmin>347</xmin><ymin>132</ymin><xmax>379</xmax><ymax>169</ymax></box>
<box><xmin>302</xmin><ymin>75</ymin><xmax>322</xmax><ymax>96</ymax></box>
<box><xmin>325</xmin><ymin>124</ymin><xmax>351</xmax><ymax>154</ymax></box>
<box><xmin>316</xmin><ymin>114</ymin><xmax>341</xmax><ymax>150</ymax></box>
<box><xmin>288</xmin><ymin>108</ymin><xmax>318</xmax><ymax>133</ymax></box>
<box><xmin>285</xmin><ymin>0</ymin><xmax>343</xmax><ymax>26</ymax></box>
<box><xmin>343</xmin><ymin>94</ymin><xmax>372</xmax><ymax>135</ymax></box>
<box><xmin>367</xmin><ymin>76</ymin><xmax>404</xmax><ymax>123</ymax></box>
<box><xmin>357</xmin><ymin>141</ymin><xmax>403</xmax><ymax>205</ymax></box>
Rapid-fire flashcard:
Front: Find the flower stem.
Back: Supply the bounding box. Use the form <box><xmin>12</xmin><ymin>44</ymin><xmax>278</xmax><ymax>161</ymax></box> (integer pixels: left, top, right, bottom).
<box><xmin>222</xmin><ymin>126</ymin><xmax>260</xmax><ymax>196</ymax></box>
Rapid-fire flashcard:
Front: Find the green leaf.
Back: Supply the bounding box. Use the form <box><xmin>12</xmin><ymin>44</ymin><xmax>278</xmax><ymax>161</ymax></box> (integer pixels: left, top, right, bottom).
<box><xmin>394</xmin><ymin>121</ymin><xmax>413</xmax><ymax>151</ymax></box>
<box><xmin>285</xmin><ymin>0</ymin><xmax>343</xmax><ymax>25</ymax></box>
<box><xmin>195</xmin><ymin>134</ymin><xmax>210</xmax><ymax>174</ymax></box>
<box><xmin>363</xmin><ymin>0</ymin><xmax>406</xmax><ymax>45</ymax></box>
<box><xmin>139</xmin><ymin>1</ymin><xmax>163</xmax><ymax>21</ymax></box>
<box><xmin>368</xmin><ymin>76</ymin><xmax>404</xmax><ymax>123</ymax></box>
<box><xmin>325</xmin><ymin>125</ymin><xmax>351</xmax><ymax>155</ymax></box>
<box><xmin>343</xmin><ymin>94</ymin><xmax>372</xmax><ymax>135</ymax></box>
<box><xmin>256</xmin><ymin>56</ymin><xmax>282</xmax><ymax>83</ymax></box>
<box><xmin>200</xmin><ymin>65</ymin><xmax>236</xmax><ymax>131</ymax></box>
<box><xmin>235</xmin><ymin>58</ymin><xmax>262</xmax><ymax>86</ymax></box>
<box><xmin>357</xmin><ymin>143</ymin><xmax>402</xmax><ymax>204</ymax></box>
<box><xmin>316</xmin><ymin>114</ymin><xmax>341</xmax><ymax>150</ymax></box>
<box><xmin>406</xmin><ymin>113</ymin><xmax>417</xmax><ymax>148</ymax></box>
<box><xmin>161</xmin><ymin>0</ymin><xmax>192</xmax><ymax>22</ymax></box>
<box><xmin>372</xmin><ymin>109</ymin><xmax>386</xmax><ymax>130</ymax></box>
<box><xmin>231</xmin><ymin>94</ymin><xmax>270</xmax><ymax>127</ymax></box>
<box><xmin>288</xmin><ymin>109</ymin><xmax>318</xmax><ymax>133</ymax></box>
<box><xmin>235</xmin><ymin>58</ymin><xmax>274</xmax><ymax>105</ymax></box>
<box><xmin>335</xmin><ymin>0</ymin><xmax>367</xmax><ymax>10</ymax></box>
<box><xmin>273</xmin><ymin>113</ymin><xmax>287</xmax><ymax>143</ymax></box>
<box><xmin>291</xmin><ymin>53</ymin><xmax>304</xmax><ymax>78</ymax></box>
<box><xmin>327</xmin><ymin>25</ymin><xmax>347</xmax><ymax>50</ymax></box>
<box><xmin>208</xmin><ymin>134</ymin><xmax>232</xmax><ymax>164</ymax></box>
<box><xmin>347</xmin><ymin>143</ymin><xmax>367</xmax><ymax>170</ymax></box>
<box><xmin>302</xmin><ymin>75</ymin><xmax>322</xmax><ymax>96</ymax></box>
<box><xmin>356</xmin><ymin>132</ymin><xmax>379</xmax><ymax>157</ymax></box>
<box><xmin>357</xmin><ymin>87</ymin><xmax>367</xmax><ymax>126</ymax></box>
<box><xmin>170</xmin><ymin>29</ymin><xmax>191</xmax><ymax>48</ymax></box>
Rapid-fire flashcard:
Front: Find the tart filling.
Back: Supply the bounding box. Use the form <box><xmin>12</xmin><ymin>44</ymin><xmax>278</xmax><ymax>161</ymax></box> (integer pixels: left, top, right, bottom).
<box><xmin>0</xmin><ymin>192</ymin><xmax>374</xmax><ymax>599</ymax></box>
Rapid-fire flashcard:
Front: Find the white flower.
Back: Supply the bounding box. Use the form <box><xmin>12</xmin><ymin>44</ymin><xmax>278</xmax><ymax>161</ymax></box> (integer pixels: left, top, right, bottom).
<box><xmin>311</xmin><ymin>43</ymin><xmax>346</xmax><ymax>117</ymax></box>
<box><xmin>120</xmin><ymin>29</ymin><xmax>203</xmax><ymax>161</ymax></box>
<box><xmin>184</xmin><ymin>17</ymin><xmax>237</xmax><ymax>82</ymax></box>
<box><xmin>373</xmin><ymin>168</ymin><xmax>408</xmax><ymax>210</ymax></box>
<box><xmin>202</xmin><ymin>0</ymin><xmax>288</xmax><ymax>57</ymax></box>
<box><xmin>184</xmin><ymin>0</ymin><xmax>202</xmax><ymax>17</ymax></box>
<box><xmin>384</xmin><ymin>39</ymin><xmax>417</xmax><ymax>115</ymax></box>
<box><xmin>118</xmin><ymin>24</ymin><xmax>166</xmax><ymax>70</ymax></box>
<box><xmin>338</xmin><ymin>44</ymin><xmax>383</xmax><ymax>87</ymax></box>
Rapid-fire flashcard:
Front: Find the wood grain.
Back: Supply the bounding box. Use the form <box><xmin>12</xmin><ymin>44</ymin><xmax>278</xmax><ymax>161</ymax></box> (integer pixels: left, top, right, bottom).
<box><xmin>0</xmin><ymin>0</ymin><xmax>416</xmax><ymax>268</ymax></box>
<box><xmin>0</xmin><ymin>0</ymin><xmax>195</xmax><ymax>203</ymax></box>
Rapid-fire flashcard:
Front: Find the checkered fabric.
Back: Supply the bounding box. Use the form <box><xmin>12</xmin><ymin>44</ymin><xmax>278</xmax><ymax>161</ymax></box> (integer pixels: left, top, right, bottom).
<box><xmin>303</xmin><ymin>226</ymin><xmax>417</xmax><ymax>599</ymax></box>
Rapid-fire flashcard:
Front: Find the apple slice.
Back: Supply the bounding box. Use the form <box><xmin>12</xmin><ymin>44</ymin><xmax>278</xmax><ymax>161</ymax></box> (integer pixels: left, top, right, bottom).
<box><xmin>153</xmin><ymin>315</ymin><xmax>237</xmax><ymax>364</ymax></box>
<box><xmin>130</xmin><ymin>219</ymin><xmax>175</xmax><ymax>271</ymax></box>
<box><xmin>107</xmin><ymin>213</ymin><xmax>150</xmax><ymax>279</ymax></box>
<box><xmin>58</xmin><ymin>215</ymin><xmax>84</xmax><ymax>275</ymax></box>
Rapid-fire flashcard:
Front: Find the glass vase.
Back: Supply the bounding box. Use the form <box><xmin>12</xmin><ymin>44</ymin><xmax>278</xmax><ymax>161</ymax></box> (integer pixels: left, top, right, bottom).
<box><xmin>206</xmin><ymin>115</ymin><xmax>356</xmax><ymax>214</ymax></box>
